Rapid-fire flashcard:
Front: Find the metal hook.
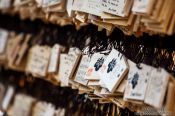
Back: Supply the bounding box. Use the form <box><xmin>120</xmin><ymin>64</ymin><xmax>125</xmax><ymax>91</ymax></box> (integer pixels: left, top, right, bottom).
<box><xmin>134</xmin><ymin>45</ymin><xmax>144</xmax><ymax>63</ymax></box>
<box><xmin>136</xmin><ymin>63</ymin><xmax>142</xmax><ymax>70</ymax></box>
<box><xmin>82</xmin><ymin>46</ymin><xmax>90</xmax><ymax>55</ymax></box>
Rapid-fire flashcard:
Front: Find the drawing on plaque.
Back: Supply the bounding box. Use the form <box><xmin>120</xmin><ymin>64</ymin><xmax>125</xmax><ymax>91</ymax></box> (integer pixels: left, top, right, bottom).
<box><xmin>107</xmin><ymin>58</ymin><xmax>116</xmax><ymax>73</ymax></box>
<box><xmin>131</xmin><ymin>73</ymin><xmax>139</xmax><ymax>89</ymax></box>
<box><xmin>94</xmin><ymin>57</ymin><xmax>105</xmax><ymax>71</ymax></box>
